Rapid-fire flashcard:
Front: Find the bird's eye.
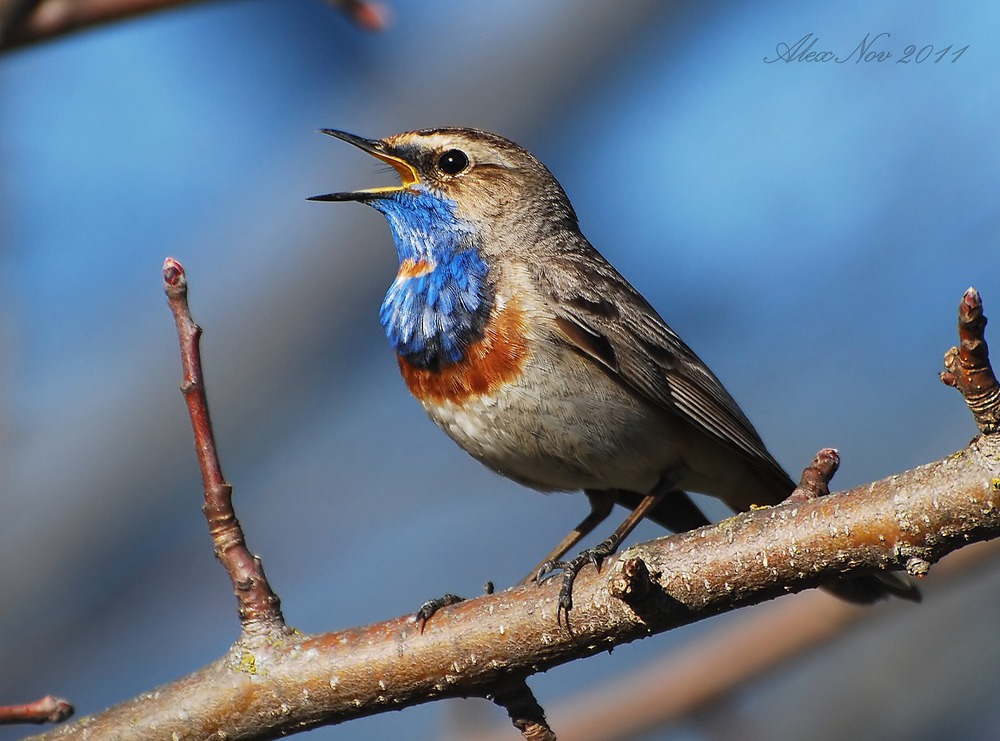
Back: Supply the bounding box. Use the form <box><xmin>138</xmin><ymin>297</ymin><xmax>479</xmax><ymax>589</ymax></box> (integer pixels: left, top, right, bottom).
<box><xmin>436</xmin><ymin>149</ymin><xmax>469</xmax><ymax>176</ymax></box>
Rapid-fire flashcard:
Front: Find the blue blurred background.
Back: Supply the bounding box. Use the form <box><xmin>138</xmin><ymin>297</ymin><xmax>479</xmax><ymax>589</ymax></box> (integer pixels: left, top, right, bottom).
<box><xmin>2</xmin><ymin>1</ymin><xmax>999</xmax><ymax>739</ymax></box>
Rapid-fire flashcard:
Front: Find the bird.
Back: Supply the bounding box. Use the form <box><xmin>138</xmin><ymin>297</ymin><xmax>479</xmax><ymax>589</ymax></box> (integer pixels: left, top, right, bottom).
<box><xmin>309</xmin><ymin>126</ymin><xmax>918</xmax><ymax>613</ymax></box>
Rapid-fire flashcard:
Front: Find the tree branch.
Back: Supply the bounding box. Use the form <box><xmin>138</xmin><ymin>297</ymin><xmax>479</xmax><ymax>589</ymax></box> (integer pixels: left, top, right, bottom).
<box><xmin>483</xmin><ymin>537</ymin><xmax>1000</xmax><ymax>741</ymax></box>
<box><xmin>22</xmin><ymin>284</ymin><xmax>1000</xmax><ymax>740</ymax></box>
<box><xmin>24</xmin><ymin>437</ymin><xmax>1000</xmax><ymax>738</ymax></box>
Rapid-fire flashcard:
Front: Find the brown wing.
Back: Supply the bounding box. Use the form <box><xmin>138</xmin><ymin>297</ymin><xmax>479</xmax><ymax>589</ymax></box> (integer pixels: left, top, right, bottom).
<box><xmin>526</xmin><ymin>239</ymin><xmax>790</xmax><ymax>487</ymax></box>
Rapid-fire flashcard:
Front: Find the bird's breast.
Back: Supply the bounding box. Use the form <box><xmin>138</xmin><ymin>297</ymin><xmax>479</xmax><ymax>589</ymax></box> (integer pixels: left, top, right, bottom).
<box><xmin>395</xmin><ymin>288</ymin><xmax>670</xmax><ymax>493</ymax></box>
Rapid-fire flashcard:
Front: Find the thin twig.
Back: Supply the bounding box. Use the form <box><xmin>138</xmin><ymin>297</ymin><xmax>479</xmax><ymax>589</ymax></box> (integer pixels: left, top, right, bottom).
<box><xmin>0</xmin><ymin>696</ymin><xmax>73</xmax><ymax>725</ymax></box>
<box><xmin>787</xmin><ymin>447</ymin><xmax>839</xmax><ymax>502</ymax></box>
<box><xmin>163</xmin><ymin>258</ymin><xmax>285</xmax><ymax>636</ymax></box>
<box><xmin>941</xmin><ymin>287</ymin><xmax>1000</xmax><ymax>433</ymax></box>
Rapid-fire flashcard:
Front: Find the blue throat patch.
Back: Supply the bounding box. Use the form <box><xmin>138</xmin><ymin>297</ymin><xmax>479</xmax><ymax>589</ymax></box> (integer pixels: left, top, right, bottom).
<box><xmin>370</xmin><ymin>190</ymin><xmax>492</xmax><ymax>369</ymax></box>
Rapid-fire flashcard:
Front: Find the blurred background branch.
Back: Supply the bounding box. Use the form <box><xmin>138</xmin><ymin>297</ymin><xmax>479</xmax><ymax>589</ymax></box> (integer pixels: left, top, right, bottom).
<box><xmin>0</xmin><ymin>0</ymin><xmax>386</xmax><ymax>49</ymax></box>
<box><xmin>1</xmin><ymin>0</ymin><xmax>194</xmax><ymax>49</ymax></box>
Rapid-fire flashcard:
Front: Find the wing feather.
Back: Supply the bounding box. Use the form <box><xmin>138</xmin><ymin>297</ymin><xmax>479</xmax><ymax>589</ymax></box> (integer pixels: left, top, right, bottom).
<box><xmin>526</xmin><ymin>241</ymin><xmax>787</xmax><ymax>482</ymax></box>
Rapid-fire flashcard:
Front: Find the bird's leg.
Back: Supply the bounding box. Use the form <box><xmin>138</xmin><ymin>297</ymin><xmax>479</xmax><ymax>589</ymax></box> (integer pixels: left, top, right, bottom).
<box><xmin>522</xmin><ymin>490</ymin><xmax>616</xmax><ymax>585</ymax></box>
<box><xmin>420</xmin><ymin>490</ymin><xmax>616</xmax><ymax>629</ymax></box>
<box><xmin>542</xmin><ymin>478</ymin><xmax>673</xmax><ymax>612</ymax></box>
<box><xmin>418</xmin><ymin>489</ymin><xmax>618</xmax><ymax>628</ymax></box>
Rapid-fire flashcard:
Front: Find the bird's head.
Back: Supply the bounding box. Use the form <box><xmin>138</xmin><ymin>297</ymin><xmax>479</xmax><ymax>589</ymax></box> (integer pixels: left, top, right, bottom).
<box><xmin>310</xmin><ymin>128</ymin><xmax>578</xmax><ymax>367</ymax></box>
<box><xmin>309</xmin><ymin>127</ymin><xmax>578</xmax><ymax>251</ymax></box>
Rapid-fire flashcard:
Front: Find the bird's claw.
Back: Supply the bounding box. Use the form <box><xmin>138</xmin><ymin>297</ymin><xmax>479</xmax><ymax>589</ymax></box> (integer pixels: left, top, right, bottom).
<box><xmin>414</xmin><ymin>582</ymin><xmax>493</xmax><ymax>632</ymax></box>
<box><xmin>536</xmin><ymin>545</ymin><xmax>614</xmax><ymax>613</ymax></box>
<box><xmin>415</xmin><ymin>593</ymin><xmax>465</xmax><ymax>632</ymax></box>
<box><xmin>535</xmin><ymin>560</ymin><xmax>563</xmax><ymax>583</ymax></box>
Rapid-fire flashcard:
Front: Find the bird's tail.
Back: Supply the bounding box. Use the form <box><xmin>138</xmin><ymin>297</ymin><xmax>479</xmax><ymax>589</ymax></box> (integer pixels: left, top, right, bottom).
<box><xmin>822</xmin><ymin>571</ymin><xmax>921</xmax><ymax>603</ymax></box>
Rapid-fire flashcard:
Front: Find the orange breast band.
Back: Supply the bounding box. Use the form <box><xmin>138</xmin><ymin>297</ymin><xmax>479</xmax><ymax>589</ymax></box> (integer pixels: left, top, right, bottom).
<box><xmin>398</xmin><ymin>297</ymin><xmax>531</xmax><ymax>404</ymax></box>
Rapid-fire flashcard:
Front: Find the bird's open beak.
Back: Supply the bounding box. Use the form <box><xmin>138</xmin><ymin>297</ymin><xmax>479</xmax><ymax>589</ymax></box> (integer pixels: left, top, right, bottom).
<box><xmin>308</xmin><ymin>129</ymin><xmax>420</xmax><ymax>202</ymax></box>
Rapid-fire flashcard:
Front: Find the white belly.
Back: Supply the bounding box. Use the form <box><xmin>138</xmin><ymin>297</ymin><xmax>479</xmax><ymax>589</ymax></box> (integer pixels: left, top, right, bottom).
<box><xmin>417</xmin><ymin>345</ymin><xmax>675</xmax><ymax>493</ymax></box>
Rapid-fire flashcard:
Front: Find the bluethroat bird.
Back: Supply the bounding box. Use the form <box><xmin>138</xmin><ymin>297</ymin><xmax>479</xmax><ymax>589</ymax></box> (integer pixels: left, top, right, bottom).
<box><xmin>310</xmin><ymin>127</ymin><xmax>917</xmax><ymax>612</ymax></box>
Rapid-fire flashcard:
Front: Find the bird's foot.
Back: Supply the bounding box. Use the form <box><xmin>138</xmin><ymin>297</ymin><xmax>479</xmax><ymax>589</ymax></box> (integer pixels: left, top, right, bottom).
<box><xmin>415</xmin><ymin>594</ymin><xmax>465</xmax><ymax>632</ymax></box>
<box><xmin>414</xmin><ymin>582</ymin><xmax>494</xmax><ymax>632</ymax></box>
<box><xmin>535</xmin><ymin>542</ymin><xmax>615</xmax><ymax>613</ymax></box>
